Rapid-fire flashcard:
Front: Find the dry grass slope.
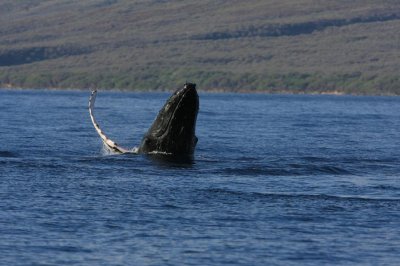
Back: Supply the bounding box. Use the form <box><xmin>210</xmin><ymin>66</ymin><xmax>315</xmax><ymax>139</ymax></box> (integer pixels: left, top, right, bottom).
<box><xmin>0</xmin><ymin>0</ymin><xmax>399</xmax><ymax>94</ymax></box>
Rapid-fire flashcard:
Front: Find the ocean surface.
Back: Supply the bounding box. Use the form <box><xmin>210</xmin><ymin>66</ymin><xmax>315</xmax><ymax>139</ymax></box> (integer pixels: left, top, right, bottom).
<box><xmin>1</xmin><ymin>89</ymin><xmax>399</xmax><ymax>265</ymax></box>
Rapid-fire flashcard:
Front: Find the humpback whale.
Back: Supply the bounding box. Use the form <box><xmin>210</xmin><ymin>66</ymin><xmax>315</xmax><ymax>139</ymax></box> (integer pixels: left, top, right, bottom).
<box><xmin>89</xmin><ymin>83</ymin><xmax>199</xmax><ymax>157</ymax></box>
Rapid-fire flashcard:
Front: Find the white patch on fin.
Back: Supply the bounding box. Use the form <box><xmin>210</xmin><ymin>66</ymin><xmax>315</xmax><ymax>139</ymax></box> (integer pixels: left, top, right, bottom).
<box><xmin>88</xmin><ymin>90</ymin><xmax>136</xmax><ymax>154</ymax></box>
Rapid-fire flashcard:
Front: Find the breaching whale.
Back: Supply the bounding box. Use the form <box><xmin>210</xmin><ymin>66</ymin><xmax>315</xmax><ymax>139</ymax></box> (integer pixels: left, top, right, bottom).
<box><xmin>88</xmin><ymin>83</ymin><xmax>199</xmax><ymax>157</ymax></box>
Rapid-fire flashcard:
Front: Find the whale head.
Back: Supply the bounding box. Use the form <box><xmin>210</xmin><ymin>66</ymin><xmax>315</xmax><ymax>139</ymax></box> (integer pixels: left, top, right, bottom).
<box><xmin>138</xmin><ymin>83</ymin><xmax>199</xmax><ymax>157</ymax></box>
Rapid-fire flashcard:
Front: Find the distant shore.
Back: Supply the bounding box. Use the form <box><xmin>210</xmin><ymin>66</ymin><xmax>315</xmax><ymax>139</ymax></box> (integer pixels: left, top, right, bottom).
<box><xmin>2</xmin><ymin>85</ymin><xmax>398</xmax><ymax>96</ymax></box>
<box><xmin>1</xmin><ymin>1</ymin><xmax>399</xmax><ymax>98</ymax></box>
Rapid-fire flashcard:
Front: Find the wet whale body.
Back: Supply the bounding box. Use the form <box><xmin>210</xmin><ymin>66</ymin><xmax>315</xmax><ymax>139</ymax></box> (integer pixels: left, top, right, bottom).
<box><xmin>138</xmin><ymin>83</ymin><xmax>199</xmax><ymax>155</ymax></box>
<box><xmin>89</xmin><ymin>83</ymin><xmax>199</xmax><ymax>158</ymax></box>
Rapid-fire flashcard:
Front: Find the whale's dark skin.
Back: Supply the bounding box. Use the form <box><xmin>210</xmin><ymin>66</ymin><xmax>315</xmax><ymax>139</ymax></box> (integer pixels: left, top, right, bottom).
<box><xmin>89</xmin><ymin>83</ymin><xmax>199</xmax><ymax>159</ymax></box>
<box><xmin>138</xmin><ymin>83</ymin><xmax>199</xmax><ymax>156</ymax></box>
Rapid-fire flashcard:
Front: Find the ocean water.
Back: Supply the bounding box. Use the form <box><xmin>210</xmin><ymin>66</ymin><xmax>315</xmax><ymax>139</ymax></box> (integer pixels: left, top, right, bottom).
<box><xmin>1</xmin><ymin>89</ymin><xmax>399</xmax><ymax>265</ymax></box>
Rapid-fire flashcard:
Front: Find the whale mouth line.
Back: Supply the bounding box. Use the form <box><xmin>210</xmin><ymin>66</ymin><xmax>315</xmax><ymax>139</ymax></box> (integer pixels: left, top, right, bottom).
<box><xmin>157</xmin><ymin>87</ymin><xmax>191</xmax><ymax>138</ymax></box>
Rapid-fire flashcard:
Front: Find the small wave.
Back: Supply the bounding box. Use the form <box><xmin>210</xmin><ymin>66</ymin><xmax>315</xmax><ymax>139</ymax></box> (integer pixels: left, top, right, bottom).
<box><xmin>312</xmin><ymin>165</ymin><xmax>352</xmax><ymax>175</ymax></box>
<box><xmin>295</xmin><ymin>163</ymin><xmax>353</xmax><ymax>175</ymax></box>
<box><xmin>42</xmin><ymin>245</ymin><xmax>92</xmax><ymax>253</ymax></box>
<box><xmin>372</xmin><ymin>184</ymin><xmax>400</xmax><ymax>191</ymax></box>
<box><xmin>291</xmin><ymin>123</ymin><xmax>318</xmax><ymax>128</ymax></box>
<box><xmin>161</xmin><ymin>204</ymin><xmax>182</xmax><ymax>209</ymax></box>
<box><xmin>320</xmin><ymin>205</ymin><xmax>346</xmax><ymax>212</ymax></box>
<box><xmin>301</xmin><ymin>156</ymin><xmax>334</xmax><ymax>163</ymax></box>
<box><xmin>223</xmin><ymin>166</ymin><xmax>291</xmax><ymax>176</ymax></box>
<box><xmin>223</xmin><ymin>163</ymin><xmax>352</xmax><ymax>176</ymax></box>
<box><xmin>198</xmin><ymin>188</ymin><xmax>400</xmax><ymax>203</ymax></box>
<box><xmin>0</xmin><ymin>159</ymin><xmax>71</xmax><ymax>171</ymax></box>
<box><xmin>0</xmin><ymin>150</ymin><xmax>17</xmax><ymax>158</ymax></box>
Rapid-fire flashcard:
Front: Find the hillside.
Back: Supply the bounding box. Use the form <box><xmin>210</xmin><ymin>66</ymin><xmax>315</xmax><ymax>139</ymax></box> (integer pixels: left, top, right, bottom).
<box><xmin>0</xmin><ymin>0</ymin><xmax>399</xmax><ymax>94</ymax></box>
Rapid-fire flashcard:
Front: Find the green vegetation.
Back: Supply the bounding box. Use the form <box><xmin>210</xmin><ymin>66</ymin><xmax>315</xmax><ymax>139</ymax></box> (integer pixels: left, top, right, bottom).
<box><xmin>0</xmin><ymin>0</ymin><xmax>399</xmax><ymax>94</ymax></box>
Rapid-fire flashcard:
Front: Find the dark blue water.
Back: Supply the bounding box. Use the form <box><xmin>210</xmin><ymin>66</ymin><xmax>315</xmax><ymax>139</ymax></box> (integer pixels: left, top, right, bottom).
<box><xmin>1</xmin><ymin>89</ymin><xmax>400</xmax><ymax>265</ymax></box>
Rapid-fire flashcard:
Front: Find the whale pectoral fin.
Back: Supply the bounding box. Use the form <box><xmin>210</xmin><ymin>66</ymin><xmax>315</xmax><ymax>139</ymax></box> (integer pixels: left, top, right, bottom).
<box><xmin>88</xmin><ymin>90</ymin><xmax>131</xmax><ymax>154</ymax></box>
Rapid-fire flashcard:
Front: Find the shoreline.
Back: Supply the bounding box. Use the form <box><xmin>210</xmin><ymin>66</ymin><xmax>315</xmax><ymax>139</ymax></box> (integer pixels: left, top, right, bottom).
<box><xmin>0</xmin><ymin>86</ymin><xmax>398</xmax><ymax>97</ymax></box>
